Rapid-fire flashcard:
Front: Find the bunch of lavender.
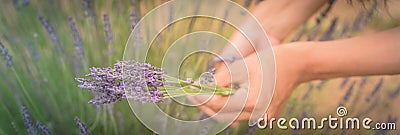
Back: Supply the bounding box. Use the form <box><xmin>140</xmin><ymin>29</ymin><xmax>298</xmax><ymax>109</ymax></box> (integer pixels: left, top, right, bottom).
<box><xmin>75</xmin><ymin>60</ymin><xmax>233</xmax><ymax>105</ymax></box>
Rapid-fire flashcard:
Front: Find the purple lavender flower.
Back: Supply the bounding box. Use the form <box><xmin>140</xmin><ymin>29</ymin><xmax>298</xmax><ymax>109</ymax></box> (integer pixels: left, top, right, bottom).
<box><xmin>103</xmin><ymin>14</ymin><xmax>114</xmax><ymax>45</ymax></box>
<box><xmin>82</xmin><ymin>0</ymin><xmax>94</xmax><ymax>18</ymax></box>
<box><xmin>72</xmin><ymin>55</ymin><xmax>80</xmax><ymax>74</ymax></box>
<box><xmin>244</xmin><ymin>125</ymin><xmax>257</xmax><ymax>135</ymax></box>
<box><xmin>130</xmin><ymin>10</ymin><xmax>139</xmax><ymax>30</ymax></box>
<box><xmin>365</xmin><ymin>78</ymin><xmax>383</xmax><ymax>102</ymax></box>
<box><xmin>74</xmin><ymin>117</ymin><xmax>91</xmax><ymax>135</ymax></box>
<box><xmin>0</xmin><ymin>41</ymin><xmax>14</xmax><ymax>67</ymax></box>
<box><xmin>75</xmin><ymin>60</ymin><xmax>166</xmax><ymax>104</ymax></box>
<box><xmin>390</xmin><ymin>85</ymin><xmax>400</xmax><ymax>99</ymax></box>
<box><xmin>319</xmin><ymin>17</ymin><xmax>338</xmax><ymax>41</ymax></box>
<box><xmin>199</xmin><ymin>112</ymin><xmax>208</xmax><ymax>120</ymax></box>
<box><xmin>36</xmin><ymin>121</ymin><xmax>53</xmax><ymax>135</ymax></box>
<box><xmin>21</xmin><ymin>105</ymin><xmax>38</xmax><ymax>135</ymax></box>
<box><xmin>290</xmin><ymin>23</ymin><xmax>307</xmax><ymax>42</ymax></box>
<box><xmin>224</xmin><ymin>127</ymin><xmax>230</xmax><ymax>135</ymax></box>
<box><xmin>27</xmin><ymin>39</ymin><xmax>39</xmax><ymax>61</ymax></box>
<box><xmin>38</xmin><ymin>15</ymin><xmax>63</xmax><ymax>56</ymax></box>
<box><xmin>186</xmin><ymin>78</ymin><xmax>194</xmax><ymax>83</ymax></box>
<box><xmin>200</xmin><ymin>126</ymin><xmax>209</xmax><ymax>135</ymax></box>
<box><xmin>340</xmin><ymin>77</ymin><xmax>349</xmax><ymax>89</ymax></box>
<box><xmin>68</xmin><ymin>17</ymin><xmax>86</xmax><ymax>67</ymax></box>
<box><xmin>339</xmin><ymin>81</ymin><xmax>356</xmax><ymax>106</ymax></box>
<box><xmin>302</xmin><ymin>83</ymin><xmax>314</xmax><ymax>101</ymax></box>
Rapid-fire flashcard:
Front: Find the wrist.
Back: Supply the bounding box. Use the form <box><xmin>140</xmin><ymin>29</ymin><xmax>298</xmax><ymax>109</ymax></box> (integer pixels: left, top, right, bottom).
<box><xmin>273</xmin><ymin>43</ymin><xmax>315</xmax><ymax>86</ymax></box>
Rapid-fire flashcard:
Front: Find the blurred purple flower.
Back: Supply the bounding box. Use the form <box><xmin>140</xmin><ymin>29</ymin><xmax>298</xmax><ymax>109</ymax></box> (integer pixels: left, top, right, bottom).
<box><xmin>339</xmin><ymin>81</ymin><xmax>356</xmax><ymax>106</ymax></box>
<box><xmin>21</xmin><ymin>105</ymin><xmax>38</xmax><ymax>135</ymax></box>
<box><xmin>68</xmin><ymin>17</ymin><xmax>86</xmax><ymax>67</ymax></box>
<box><xmin>74</xmin><ymin>117</ymin><xmax>91</xmax><ymax>135</ymax></box>
<box><xmin>103</xmin><ymin>14</ymin><xmax>114</xmax><ymax>45</ymax></box>
<box><xmin>365</xmin><ymin>78</ymin><xmax>383</xmax><ymax>102</ymax></box>
<box><xmin>38</xmin><ymin>15</ymin><xmax>63</xmax><ymax>56</ymax></box>
<box><xmin>0</xmin><ymin>41</ymin><xmax>14</xmax><ymax>67</ymax></box>
<box><xmin>82</xmin><ymin>0</ymin><xmax>94</xmax><ymax>18</ymax></box>
<box><xmin>390</xmin><ymin>85</ymin><xmax>400</xmax><ymax>99</ymax></box>
<box><xmin>36</xmin><ymin>121</ymin><xmax>53</xmax><ymax>135</ymax></box>
<box><xmin>27</xmin><ymin>39</ymin><xmax>39</xmax><ymax>61</ymax></box>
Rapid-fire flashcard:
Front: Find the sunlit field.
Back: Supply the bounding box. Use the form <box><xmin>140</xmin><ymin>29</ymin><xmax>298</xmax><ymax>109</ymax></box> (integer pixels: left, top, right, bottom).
<box><xmin>0</xmin><ymin>0</ymin><xmax>399</xmax><ymax>134</ymax></box>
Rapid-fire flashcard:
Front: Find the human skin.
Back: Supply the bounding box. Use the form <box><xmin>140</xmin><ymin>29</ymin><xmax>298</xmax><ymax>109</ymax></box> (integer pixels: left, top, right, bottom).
<box><xmin>191</xmin><ymin>27</ymin><xmax>400</xmax><ymax>126</ymax></box>
<box><xmin>190</xmin><ymin>0</ymin><xmax>400</xmax><ymax>126</ymax></box>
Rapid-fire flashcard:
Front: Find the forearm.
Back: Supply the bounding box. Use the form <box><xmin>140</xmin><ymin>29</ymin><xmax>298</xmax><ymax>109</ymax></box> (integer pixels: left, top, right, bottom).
<box><xmin>303</xmin><ymin>27</ymin><xmax>400</xmax><ymax>81</ymax></box>
<box><xmin>254</xmin><ymin>0</ymin><xmax>327</xmax><ymax>42</ymax></box>
<box><xmin>222</xmin><ymin>0</ymin><xmax>327</xmax><ymax>59</ymax></box>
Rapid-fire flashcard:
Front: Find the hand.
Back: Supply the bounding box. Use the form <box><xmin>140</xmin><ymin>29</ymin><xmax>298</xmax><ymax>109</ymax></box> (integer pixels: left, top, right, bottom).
<box><xmin>190</xmin><ymin>44</ymin><xmax>309</xmax><ymax>126</ymax></box>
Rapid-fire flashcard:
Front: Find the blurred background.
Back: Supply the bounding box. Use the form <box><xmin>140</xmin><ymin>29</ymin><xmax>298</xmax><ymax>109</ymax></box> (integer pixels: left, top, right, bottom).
<box><xmin>0</xmin><ymin>0</ymin><xmax>399</xmax><ymax>134</ymax></box>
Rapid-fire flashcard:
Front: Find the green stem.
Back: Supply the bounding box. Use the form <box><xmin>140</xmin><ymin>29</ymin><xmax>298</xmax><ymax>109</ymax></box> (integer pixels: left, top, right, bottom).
<box><xmin>11</xmin><ymin>68</ymin><xmax>42</xmax><ymax>120</ymax></box>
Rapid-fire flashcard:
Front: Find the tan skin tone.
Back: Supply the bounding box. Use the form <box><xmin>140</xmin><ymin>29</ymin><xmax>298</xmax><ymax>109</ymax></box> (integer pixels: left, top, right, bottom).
<box><xmin>190</xmin><ymin>0</ymin><xmax>400</xmax><ymax>126</ymax></box>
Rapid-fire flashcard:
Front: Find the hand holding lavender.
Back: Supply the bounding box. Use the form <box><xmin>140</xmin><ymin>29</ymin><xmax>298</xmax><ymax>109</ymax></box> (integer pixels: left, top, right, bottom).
<box><xmin>75</xmin><ymin>60</ymin><xmax>233</xmax><ymax>105</ymax></box>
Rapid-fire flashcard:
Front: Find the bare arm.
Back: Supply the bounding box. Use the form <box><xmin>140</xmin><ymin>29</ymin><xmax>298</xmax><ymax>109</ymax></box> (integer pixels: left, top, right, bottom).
<box><xmin>300</xmin><ymin>27</ymin><xmax>400</xmax><ymax>82</ymax></box>
<box><xmin>219</xmin><ymin>0</ymin><xmax>327</xmax><ymax>60</ymax></box>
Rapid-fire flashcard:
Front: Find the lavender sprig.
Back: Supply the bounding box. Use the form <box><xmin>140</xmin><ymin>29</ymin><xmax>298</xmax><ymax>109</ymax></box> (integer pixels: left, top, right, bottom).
<box><xmin>21</xmin><ymin>105</ymin><xmax>38</xmax><ymax>135</ymax></box>
<box><xmin>75</xmin><ymin>60</ymin><xmax>233</xmax><ymax>105</ymax></box>
<box><xmin>68</xmin><ymin>17</ymin><xmax>86</xmax><ymax>67</ymax></box>
<box><xmin>36</xmin><ymin>121</ymin><xmax>53</xmax><ymax>135</ymax></box>
<box><xmin>74</xmin><ymin>117</ymin><xmax>91</xmax><ymax>135</ymax></box>
<box><xmin>38</xmin><ymin>16</ymin><xmax>63</xmax><ymax>56</ymax></box>
<box><xmin>0</xmin><ymin>41</ymin><xmax>14</xmax><ymax>67</ymax></box>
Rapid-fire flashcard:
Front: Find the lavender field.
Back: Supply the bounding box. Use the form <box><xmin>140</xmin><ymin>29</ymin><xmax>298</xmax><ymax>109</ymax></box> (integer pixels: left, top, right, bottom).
<box><xmin>0</xmin><ymin>0</ymin><xmax>399</xmax><ymax>134</ymax></box>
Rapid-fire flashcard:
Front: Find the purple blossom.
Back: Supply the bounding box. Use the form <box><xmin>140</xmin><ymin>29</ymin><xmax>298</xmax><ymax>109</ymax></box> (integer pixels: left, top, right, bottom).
<box><xmin>103</xmin><ymin>14</ymin><xmax>114</xmax><ymax>45</ymax></box>
<box><xmin>244</xmin><ymin>125</ymin><xmax>257</xmax><ymax>135</ymax></box>
<box><xmin>82</xmin><ymin>0</ymin><xmax>94</xmax><ymax>18</ymax></box>
<box><xmin>390</xmin><ymin>85</ymin><xmax>400</xmax><ymax>99</ymax></box>
<box><xmin>0</xmin><ymin>41</ymin><xmax>14</xmax><ymax>67</ymax></box>
<box><xmin>319</xmin><ymin>17</ymin><xmax>338</xmax><ymax>41</ymax></box>
<box><xmin>130</xmin><ymin>10</ymin><xmax>139</xmax><ymax>30</ymax></box>
<box><xmin>75</xmin><ymin>60</ymin><xmax>166</xmax><ymax>104</ymax></box>
<box><xmin>340</xmin><ymin>77</ymin><xmax>349</xmax><ymax>89</ymax></box>
<box><xmin>27</xmin><ymin>39</ymin><xmax>39</xmax><ymax>61</ymax></box>
<box><xmin>74</xmin><ymin>117</ymin><xmax>91</xmax><ymax>135</ymax></box>
<box><xmin>38</xmin><ymin>15</ymin><xmax>63</xmax><ymax>56</ymax></box>
<box><xmin>21</xmin><ymin>105</ymin><xmax>38</xmax><ymax>135</ymax></box>
<box><xmin>36</xmin><ymin>121</ymin><xmax>53</xmax><ymax>135</ymax></box>
<box><xmin>365</xmin><ymin>78</ymin><xmax>383</xmax><ymax>102</ymax></box>
<box><xmin>339</xmin><ymin>81</ymin><xmax>356</xmax><ymax>106</ymax></box>
<box><xmin>186</xmin><ymin>78</ymin><xmax>193</xmax><ymax>83</ymax></box>
<box><xmin>69</xmin><ymin>17</ymin><xmax>86</xmax><ymax>67</ymax></box>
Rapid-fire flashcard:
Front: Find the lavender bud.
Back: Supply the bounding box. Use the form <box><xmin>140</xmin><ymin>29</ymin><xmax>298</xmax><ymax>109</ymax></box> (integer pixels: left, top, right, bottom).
<box><xmin>319</xmin><ymin>18</ymin><xmax>338</xmax><ymax>41</ymax></box>
<box><xmin>21</xmin><ymin>105</ymin><xmax>38</xmax><ymax>135</ymax></box>
<box><xmin>36</xmin><ymin>121</ymin><xmax>53</xmax><ymax>135</ymax></box>
<box><xmin>340</xmin><ymin>78</ymin><xmax>349</xmax><ymax>89</ymax></box>
<box><xmin>38</xmin><ymin>15</ymin><xmax>63</xmax><ymax>56</ymax></box>
<box><xmin>74</xmin><ymin>117</ymin><xmax>91</xmax><ymax>135</ymax></box>
<box><xmin>390</xmin><ymin>85</ymin><xmax>400</xmax><ymax>99</ymax></box>
<box><xmin>103</xmin><ymin>14</ymin><xmax>114</xmax><ymax>45</ymax></box>
<box><xmin>82</xmin><ymin>0</ymin><xmax>94</xmax><ymax>18</ymax></box>
<box><xmin>0</xmin><ymin>41</ymin><xmax>14</xmax><ymax>67</ymax></box>
<box><xmin>339</xmin><ymin>81</ymin><xmax>356</xmax><ymax>106</ymax></box>
<box><xmin>27</xmin><ymin>39</ymin><xmax>39</xmax><ymax>61</ymax></box>
<box><xmin>244</xmin><ymin>125</ymin><xmax>257</xmax><ymax>135</ymax></box>
<box><xmin>68</xmin><ymin>17</ymin><xmax>86</xmax><ymax>67</ymax></box>
<box><xmin>365</xmin><ymin>78</ymin><xmax>383</xmax><ymax>102</ymax></box>
<box><xmin>130</xmin><ymin>10</ymin><xmax>139</xmax><ymax>30</ymax></box>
